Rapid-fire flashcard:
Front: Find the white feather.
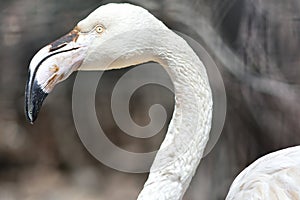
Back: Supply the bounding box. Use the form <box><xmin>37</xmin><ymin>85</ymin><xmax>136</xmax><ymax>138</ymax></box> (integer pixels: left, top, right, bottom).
<box><xmin>227</xmin><ymin>146</ymin><xmax>300</xmax><ymax>200</ymax></box>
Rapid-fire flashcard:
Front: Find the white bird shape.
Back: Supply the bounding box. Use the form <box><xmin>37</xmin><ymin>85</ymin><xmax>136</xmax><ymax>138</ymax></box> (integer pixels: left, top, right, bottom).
<box><xmin>25</xmin><ymin>3</ymin><xmax>300</xmax><ymax>200</ymax></box>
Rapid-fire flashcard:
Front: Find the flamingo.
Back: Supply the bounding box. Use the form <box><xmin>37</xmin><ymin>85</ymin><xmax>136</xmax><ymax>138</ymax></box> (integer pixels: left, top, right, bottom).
<box><xmin>25</xmin><ymin>3</ymin><xmax>300</xmax><ymax>200</ymax></box>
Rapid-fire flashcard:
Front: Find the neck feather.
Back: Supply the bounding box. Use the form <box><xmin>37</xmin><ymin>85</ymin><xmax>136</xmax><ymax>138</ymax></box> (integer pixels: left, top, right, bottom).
<box><xmin>137</xmin><ymin>30</ymin><xmax>213</xmax><ymax>199</ymax></box>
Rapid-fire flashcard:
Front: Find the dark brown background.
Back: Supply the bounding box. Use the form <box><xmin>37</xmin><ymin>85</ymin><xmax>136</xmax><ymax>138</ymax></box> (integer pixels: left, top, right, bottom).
<box><xmin>1</xmin><ymin>0</ymin><xmax>300</xmax><ymax>199</ymax></box>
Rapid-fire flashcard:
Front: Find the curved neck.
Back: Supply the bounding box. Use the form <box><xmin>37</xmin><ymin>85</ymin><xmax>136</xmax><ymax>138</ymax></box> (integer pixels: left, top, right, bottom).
<box><xmin>137</xmin><ymin>31</ymin><xmax>213</xmax><ymax>199</ymax></box>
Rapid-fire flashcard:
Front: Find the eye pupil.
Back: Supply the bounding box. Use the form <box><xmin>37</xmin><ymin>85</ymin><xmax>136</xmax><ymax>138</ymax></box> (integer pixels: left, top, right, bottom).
<box><xmin>96</xmin><ymin>26</ymin><xmax>103</xmax><ymax>33</ymax></box>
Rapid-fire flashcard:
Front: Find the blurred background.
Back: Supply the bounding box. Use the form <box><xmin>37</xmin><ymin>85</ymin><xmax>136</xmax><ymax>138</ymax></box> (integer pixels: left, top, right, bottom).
<box><xmin>1</xmin><ymin>0</ymin><xmax>300</xmax><ymax>199</ymax></box>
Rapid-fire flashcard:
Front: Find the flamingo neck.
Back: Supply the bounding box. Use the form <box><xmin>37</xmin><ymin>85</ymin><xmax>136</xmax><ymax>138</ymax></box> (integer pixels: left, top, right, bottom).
<box><xmin>137</xmin><ymin>31</ymin><xmax>213</xmax><ymax>200</ymax></box>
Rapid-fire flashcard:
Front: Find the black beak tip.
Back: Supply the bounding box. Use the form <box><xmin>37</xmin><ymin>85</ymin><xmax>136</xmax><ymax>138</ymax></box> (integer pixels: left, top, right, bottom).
<box><xmin>26</xmin><ymin>109</ymin><xmax>37</xmax><ymax>124</ymax></box>
<box><xmin>25</xmin><ymin>80</ymin><xmax>48</xmax><ymax>124</ymax></box>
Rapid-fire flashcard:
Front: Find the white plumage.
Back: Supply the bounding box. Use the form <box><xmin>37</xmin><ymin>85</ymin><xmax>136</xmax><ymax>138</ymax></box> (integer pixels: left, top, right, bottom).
<box><xmin>25</xmin><ymin>3</ymin><xmax>300</xmax><ymax>200</ymax></box>
<box><xmin>226</xmin><ymin>146</ymin><xmax>300</xmax><ymax>200</ymax></box>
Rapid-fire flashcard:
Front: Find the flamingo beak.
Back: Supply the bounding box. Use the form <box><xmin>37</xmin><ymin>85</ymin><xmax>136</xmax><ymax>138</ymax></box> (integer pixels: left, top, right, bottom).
<box><xmin>25</xmin><ymin>28</ymin><xmax>87</xmax><ymax>123</ymax></box>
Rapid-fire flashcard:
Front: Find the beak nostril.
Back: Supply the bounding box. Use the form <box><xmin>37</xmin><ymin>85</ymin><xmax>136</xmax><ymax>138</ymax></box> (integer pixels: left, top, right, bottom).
<box><xmin>49</xmin><ymin>29</ymin><xmax>79</xmax><ymax>52</ymax></box>
<box><xmin>49</xmin><ymin>43</ymin><xmax>67</xmax><ymax>52</ymax></box>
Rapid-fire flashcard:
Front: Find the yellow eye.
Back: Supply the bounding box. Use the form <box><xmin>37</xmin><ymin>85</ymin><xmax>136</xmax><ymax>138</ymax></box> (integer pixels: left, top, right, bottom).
<box><xmin>95</xmin><ymin>25</ymin><xmax>104</xmax><ymax>34</ymax></box>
